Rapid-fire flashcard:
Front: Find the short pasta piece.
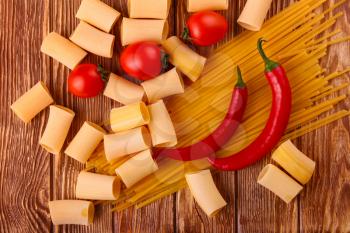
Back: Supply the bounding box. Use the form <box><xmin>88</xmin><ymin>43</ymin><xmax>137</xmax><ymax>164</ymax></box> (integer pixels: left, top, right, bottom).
<box><xmin>41</xmin><ymin>32</ymin><xmax>87</xmax><ymax>69</ymax></box>
<box><xmin>104</xmin><ymin>73</ymin><xmax>145</xmax><ymax>105</ymax></box>
<box><xmin>187</xmin><ymin>0</ymin><xmax>228</xmax><ymax>12</ymax></box>
<box><xmin>70</xmin><ymin>21</ymin><xmax>115</xmax><ymax>58</ymax></box>
<box><xmin>141</xmin><ymin>68</ymin><xmax>184</xmax><ymax>103</ymax></box>
<box><xmin>75</xmin><ymin>171</ymin><xmax>121</xmax><ymax>200</ymax></box>
<box><xmin>185</xmin><ymin>169</ymin><xmax>227</xmax><ymax>217</ymax></box>
<box><xmin>147</xmin><ymin>100</ymin><xmax>177</xmax><ymax>147</ymax></box>
<box><xmin>237</xmin><ymin>0</ymin><xmax>273</xmax><ymax>31</ymax></box>
<box><xmin>120</xmin><ymin>18</ymin><xmax>168</xmax><ymax>46</ymax></box>
<box><xmin>128</xmin><ymin>0</ymin><xmax>171</xmax><ymax>19</ymax></box>
<box><xmin>39</xmin><ymin>105</ymin><xmax>75</xmax><ymax>155</ymax></box>
<box><xmin>49</xmin><ymin>200</ymin><xmax>94</xmax><ymax>225</ymax></box>
<box><xmin>115</xmin><ymin>149</ymin><xmax>158</xmax><ymax>188</ymax></box>
<box><xmin>64</xmin><ymin>121</ymin><xmax>105</xmax><ymax>163</ymax></box>
<box><xmin>104</xmin><ymin>126</ymin><xmax>152</xmax><ymax>162</ymax></box>
<box><xmin>110</xmin><ymin>101</ymin><xmax>150</xmax><ymax>132</ymax></box>
<box><xmin>272</xmin><ymin>140</ymin><xmax>316</xmax><ymax>185</ymax></box>
<box><xmin>10</xmin><ymin>81</ymin><xmax>53</xmax><ymax>123</ymax></box>
<box><xmin>257</xmin><ymin>164</ymin><xmax>303</xmax><ymax>204</ymax></box>
<box><xmin>76</xmin><ymin>0</ymin><xmax>121</xmax><ymax>33</ymax></box>
<box><xmin>162</xmin><ymin>36</ymin><xmax>206</xmax><ymax>82</ymax></box>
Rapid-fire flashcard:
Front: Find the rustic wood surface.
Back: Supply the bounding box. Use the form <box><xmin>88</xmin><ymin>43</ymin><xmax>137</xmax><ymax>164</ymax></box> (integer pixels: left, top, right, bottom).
<box><xmin>1</xmin><ymin>0</ymin><xmax>349</xmax><ymax>232</ymax></box>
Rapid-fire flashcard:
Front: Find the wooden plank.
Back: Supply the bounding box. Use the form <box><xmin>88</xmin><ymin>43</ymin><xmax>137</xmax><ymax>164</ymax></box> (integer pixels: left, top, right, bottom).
<box><xmin>0</xmin><ymin>0</ymin><xmax>51</xmax><ymax>232</ymax></box>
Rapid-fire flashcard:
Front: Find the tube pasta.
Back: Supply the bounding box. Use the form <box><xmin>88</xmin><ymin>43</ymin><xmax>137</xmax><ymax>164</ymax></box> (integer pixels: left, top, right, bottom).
<box><xmin>10</xmin><ymin>81</ymin><xmax>53</xmax><ymax>123</ymax></box>
<box><xmin>104</xmin><ymin>73</ymin><xmax>145</xmax><ymax>105</ymax></box>
<box><xmin>272</xmin><ymin>140</ymin><xmax>316</xmax><ymax>185</ymax></box>
<box><xmin>39</xmin><ymin>105</ymin><xmax>75</xmax><ymax>155</ymax></box>
<box><xmin>257</xmin><ymin>164</ymin><xmax>303</xmax><ymax>204</ymax></box>
<box><xmin>70</xmin><ymin>21</ymin><xmax>115</xmax><ymax>58</ymax></box>
<box><xmin>110</xmin><ymin>102</ymin><xmax>150</xmax><ymax>132</ymax></box>
<box><xmin>41</xmin><ymin>32</ymin><xmax>87</xmax><ymax>69</ymax></box>
<box><xmin>104</xmin><ymin>126</ymin><xmax>152</xmax><ymax>162</ymax></box>
<box><xmin>128</xmin><ymin>0</ymin><xmax>171</xmax><ymax>19</ymax></box>
<box><xmin>65</xmin><ymin>121</ymin><xmax>105</xmax><ymax>163</ymax></box>
<box><xmin>141</xmin><ymin>68</ymin><xmax>184</xmax><ymax>103</ymax></box>
<box><xmin>185</xmin><ymin>170</ymin><xmax>227</xmax><ymax>217</ymax></box>
<box><xmin>115</xmin><ymin>149</ymin><xmax>158</xmax><ymax>188</ymax></box>
<box><xmin>237</xmin><ymin>0</ymin><xmax>273</xmax><ymax>31</ymax></box>
<box><xmin>76</xmin><ymin>171</ymin><xmax>121</xmax><ymax>200</ymax></box>
<box><xmin>49</xmin><ymin>200</ymin><xmax>94</xmax><ymax>225</ymax></box>
<box><xmin>76</xmin><ymin>0</ymin><xmax>121</xmax><ymax>33</ymax></box>
<box><xmin>148</xmin><ymin>100</ymin><xmax>177</xmax><ymax>147</ymax></box>
<box><xmin>120</xmin><ymin>18</ymin><xmax>168</xmax><ymax>46</ymax></box>
<box><xmin>162</xmin><ymin>36</ymin><xmax>206</xmax><ymax>82</ymax></box>
<box><xmin>187</xmin><ymin>0</ymin><xmax>228</xmax><ymax>12</ymax></box>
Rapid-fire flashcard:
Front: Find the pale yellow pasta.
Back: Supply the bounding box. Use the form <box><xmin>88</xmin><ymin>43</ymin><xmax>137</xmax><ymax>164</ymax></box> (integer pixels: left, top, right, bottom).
<box><xmin>162</xmin><ymin>36</ymin><xmax>206</xmax><ymax>82</ymax></box>
<box><xmin>115</xmin><ymin>149</ymin><xmax>158</xmax><ymax>188</ymax></box>
<box><xmin>64</xmin><ymin>121</ymin><xmax>105</xmax><ymax>163</ymax></box>
<box><xmin>272</xmin><ymin>140</ymin><xmax>316</xmax><ymax>185</ymax></box>
<box><xmin>187</xmin><ymin>0</ymin><xmax>228</xmax><ymax>12</ymax></box>
<box><xmin>39</xmin><ymin>105</ymin><xmax>75</xmax><ymax>155</ymax></box>
<box><xmin>147</xmin><ymin>100</ymin><xmax>177</xmax><ymax>147</ymax></box>
<box><xmin>75</xmin><ymin>171</ymin><xmax>121</xmax><ymax>200</ymax></box>
<box><xmin>237</xmin><ymin>0</ymin><xmax>273</xmax><ymax>31</ymax></box>
<box><xmin>257</xmin><ymin>164</ymin><xmax>303</xmax><ymax>204</ymax></box>
<box><xmin>185</xmin><ymin>170</ymin><xmax>227</xmax><ymax>217</ymax></box>
<box><xmin>141</xmin><ymin>68</ymin><xmax>184</xmax><ymax>103</ymax></box>
<box><xmin>104</xmin><ymin>126</ymin><xmax>152</xmax><ymax>162</ymax></box>
<box><xmin>49</xmin><ymin>200</ymin><xmax>94</xmax><ymax>225</ymax></box>
<box><xmin>41</xmin><ymin>32</ymin><xmax>87</xmax><ymax>69</ymax></box>
<box><xmin>128</xmin><ymin>0</ymin><xmax>171</xmax><ymax>19</ymax></box>
<box><xmin>110</xmin><ymin>102</ymin><xmax>150</xmax><ymax>132</ymax></box>
<box><xmin>70</xmin><ymin>21</ymin><xmax>115</xmax><ymax>58</ymax></box>
<box><xmin>76</xmin><ymin>0</ymin><xmax>121</xmax><ymax>33</ymax></box>
<box><xmin>10</xmin><ymin>81</ymin><xmax>53</xmax><ymax>123</ymax></box>
<box><xmin>104</xmin><ymin>73</ymin><xmax>145</xmax><ymax>105</ymax></box>
<box><xmin>120</xmin><ymin>18</ymin><xmax>168</xmax><ymax>46</ymax></box>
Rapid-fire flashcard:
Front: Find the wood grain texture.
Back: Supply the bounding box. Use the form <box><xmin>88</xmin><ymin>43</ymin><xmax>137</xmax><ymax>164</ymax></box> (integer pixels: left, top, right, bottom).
<box><xmin>0</xmin><ymin>0</ymin><xmax>350</xmax><ymax>233</ymax></box>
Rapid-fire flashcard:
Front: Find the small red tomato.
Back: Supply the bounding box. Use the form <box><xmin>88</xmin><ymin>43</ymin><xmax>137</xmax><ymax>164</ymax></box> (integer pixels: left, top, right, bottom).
<box><xmin>120</xmin><ymin>42</ymin><xmax>164</xmax><ymax>81</ymax></box>
<box><xmin>68</xmin><ymin>64</ymin><xmax>107</xmax><ymax>98</ymax></box>
<box><xmin>185</xmin><ymin>11</ymin><xmax>228</xmax><ymax>46</ymax></box>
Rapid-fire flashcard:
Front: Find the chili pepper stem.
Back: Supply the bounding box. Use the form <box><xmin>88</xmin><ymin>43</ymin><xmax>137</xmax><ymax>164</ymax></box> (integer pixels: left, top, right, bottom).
<box><xmin>235</xmin><ymin>66</ymin><xmax>246</xmax><ymax>88</ymax></box>
<box><xmin>257</xmin><ymin>38</ymin><xmax>279</xmax><ymax>72</ymax></box>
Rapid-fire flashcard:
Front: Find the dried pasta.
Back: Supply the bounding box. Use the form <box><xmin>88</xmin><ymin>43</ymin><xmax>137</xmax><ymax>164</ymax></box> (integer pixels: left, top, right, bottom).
<box><xmin>128</xmin><ymin>0</ymin><xmax>171</xmax><ymax>19</ymax></box>
<box><xmin>187</xmin><ymin>0</ymin><xmax>228</xmax><ymax>12</ymax></box>
<box><xmin>49</xmin><ymin>200</ymin><xmax>94</xmax><ymax>225</ymax></box>
<box><xmin>237</xmin><ymin>0</ymin><xmax>273</xmax><ymax>31</ymax></box>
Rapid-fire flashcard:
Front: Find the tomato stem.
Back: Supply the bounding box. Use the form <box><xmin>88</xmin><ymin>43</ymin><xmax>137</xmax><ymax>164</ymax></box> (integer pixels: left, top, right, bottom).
<box><xmin>161</xmin><ymin>51</ymin><xmax>169</xmax><ymax>72</ymax></box>
<box><xmin>182</xmin><ymin>27</ymin><xmax>190</xmax><ymax>41</ymax></box>
<box><xmin>97</xmin><ymin>64</ymin><xmax>109</xmax><ymax>83</ymax></box>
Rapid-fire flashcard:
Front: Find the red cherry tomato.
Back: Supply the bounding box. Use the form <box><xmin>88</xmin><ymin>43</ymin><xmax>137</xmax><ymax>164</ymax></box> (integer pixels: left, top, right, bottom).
<box><xmin>68</xmin><ymin>64</ymin><xmax>106</xmax><ymax>98</ymax></box>
<box><xmin>186</xmin><ymin>11</ymin><xmax>228</xmax><ymax>46</ymax></box>
<box><xmin>120</xmin><ymin>42</ymin><xmax>163</xmax><ymax>81</ymax></box>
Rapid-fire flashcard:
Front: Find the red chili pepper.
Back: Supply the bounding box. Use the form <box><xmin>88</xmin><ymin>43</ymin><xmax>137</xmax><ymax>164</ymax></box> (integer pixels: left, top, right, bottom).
<box><xmin>208</xmin><ymin>38</ymin><xmax>292</xmax><ymax>171</ymax></box>
<box><xmin>154</xmin><ymin>67</ymin><xmax>248</xmax><ymax>161</ymax></box>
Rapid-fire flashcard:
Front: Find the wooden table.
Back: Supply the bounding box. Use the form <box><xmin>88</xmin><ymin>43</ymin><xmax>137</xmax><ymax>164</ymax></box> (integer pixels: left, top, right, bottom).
<box><xmin>1</xmin><ymin>0</ymin><xmax>350</xmax><ymax>232</ymax></box>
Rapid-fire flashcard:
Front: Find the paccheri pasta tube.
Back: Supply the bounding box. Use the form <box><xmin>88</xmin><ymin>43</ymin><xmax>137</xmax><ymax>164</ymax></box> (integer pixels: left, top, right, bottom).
<box><xmin>10</xmin><ymin>81</ymin><xmax>54</xmax><ymax>123</ymax></box>
<box><xmin>187</xmin><ymin>0</ymin><xmax>228</xmax><ymax>12</ymax></box>
<box><xmin>185</xmin><ymin>169</ymin><xmax>227</xmax><ymax>217</ymax></box>
<box><xmin>257</xmin><ymin>164</ymin><xmax>303</xmax><ymax>204</ymax></box>
<box><xmin>76</xmin><ymin>0</ymin><xmax>121</xmax><ymax>33</ymax></box>
<box><xmin>272</xmin><ymin>140</ymin><xmax>316</xmax><ymax>185</ymax></box>
<box><xmin>128</xmin><ymin>0</ymin><xmax>171</xmax><ymax>19</ymax></box>
<box><xmin>39</xmin><ymin>105</ymin><xmax>75</xmax><ymax>155</ymax></box>
<box><xmin>41</xmin><ymin>32</ymin><xmax>87</xmax><ymax>69</ymax></box>
<box><xmin>115</xmin><ymin>149</ymin><xmax>158</xmax><ymax>188</ymax></box>
<box><xmin>70</xmin><ymin>21</ymin><xmax>115</xmax><ymax>58</ymax></box>
<box><xmin>76</xmin><ymin>171</ymin><xmax>121</xmax><ymax>200</ymax></box>
<box><xmin>141</xmin><ymin>68</ymin><xmax>184</xmax><ymax>103</ymax></box>
<box><xmin>104</xmin><ymin>126</ymin><xmax>152</xmax><ymax>162</ymax></box>
<box><xmin>120</xmin><ymin>18</ymin><xmax>168</xmax><ymax>46</ymax></box>
<box><xmin>237</xmin><ymin>0</ymin><xmax>273</xmax><ymax>31</ymax></box>
<box><xmin>49</xmin><ymin>200</ymin><xmax>94</xmax><ymax>225</ymax></box>
<box><xmin>65</xmin><ymin>121</ymin><xmax>105</xmax><ymax>163</ymax></box>
<box><xmin>110</xmin><ymin>102</ymin><xmax>150</xmax><ymax>132</ymax></box>
<box><xmin>148</xmin><ymin>100</ymin><xmax>177</xmax><ymax>147</ymax></box>
<box><xmin>104</xmin><ymin>73</ymin><xmax>145</xmax><ymax>105</ymax></box>
<box><xmin>162</xmin><ymin>36</ymin><xmax>206</xmax><ymax>82</ymax></box>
